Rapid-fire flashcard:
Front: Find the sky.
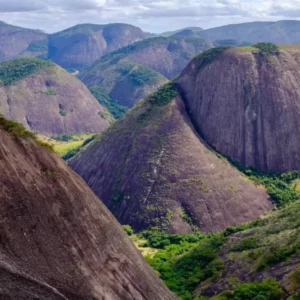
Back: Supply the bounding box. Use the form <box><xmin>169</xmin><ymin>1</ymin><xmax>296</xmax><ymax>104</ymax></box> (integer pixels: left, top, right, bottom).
<box><xmin>0</xmin><ymin>0</ymin><xmax>299</xmax><ymax>33</ymax></box>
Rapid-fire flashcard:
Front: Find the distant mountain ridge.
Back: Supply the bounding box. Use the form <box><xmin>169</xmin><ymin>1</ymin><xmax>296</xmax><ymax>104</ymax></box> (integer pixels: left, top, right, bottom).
<box><xmin>81</xmin><ymin>36</ymin><xmax>211</xmax><ymax>109</ymax></box>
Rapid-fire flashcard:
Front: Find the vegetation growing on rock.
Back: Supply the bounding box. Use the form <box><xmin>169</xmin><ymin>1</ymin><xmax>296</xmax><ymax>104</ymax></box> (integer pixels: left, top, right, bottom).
<box><xmin>0</xmin><ymin>58</ymin><xmax>52</xmax><ymax>85</ymax></box>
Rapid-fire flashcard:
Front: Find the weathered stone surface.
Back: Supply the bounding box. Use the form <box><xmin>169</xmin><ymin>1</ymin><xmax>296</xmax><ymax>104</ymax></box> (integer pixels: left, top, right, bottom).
<box><xmin>70</xmin><ymin>95</ymin><xmax>272</xmax><ymax>233</ymax></box>
<box><xmin>0</xmin><ymin>129</ymin><xmax>177</xmax><ymax>299</ymax></box>
<box><xmin>176</xmin><ymin>47</ymin><xmax>300</xmax><ymax>172</ymax></box>
<box><xmin>49</xmin><ymin>24</ymin><xmax>145</xmax><ymax>69</ymax></box>
<box><xmin>0</xmin><ymin>63</ymin><xmax>110</xmax><ymax>135</ymax></box>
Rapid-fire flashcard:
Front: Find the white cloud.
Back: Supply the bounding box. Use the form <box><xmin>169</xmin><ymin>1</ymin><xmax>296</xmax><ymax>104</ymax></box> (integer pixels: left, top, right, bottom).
<box><xmin>0</xmin><ymin>0</ymin><xmax>299</xmax><ymax>33</ymax></box>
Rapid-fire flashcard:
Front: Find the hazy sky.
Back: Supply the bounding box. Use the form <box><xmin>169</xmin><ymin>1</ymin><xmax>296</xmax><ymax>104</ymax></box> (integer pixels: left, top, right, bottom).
<box><xmin>0</xmin><ymin>0</ymin><xmax>299</xmax><ymax>33</ymax></box>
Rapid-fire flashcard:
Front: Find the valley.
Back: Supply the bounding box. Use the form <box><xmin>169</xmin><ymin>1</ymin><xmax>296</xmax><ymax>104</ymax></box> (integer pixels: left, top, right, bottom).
<box><xmin>2</xmin><ymin>15</ymin><xmax>300</xmax><ymax>300</ymax></box>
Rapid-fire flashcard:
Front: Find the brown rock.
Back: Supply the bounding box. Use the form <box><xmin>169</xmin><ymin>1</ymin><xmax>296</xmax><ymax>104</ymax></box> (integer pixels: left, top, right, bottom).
<box><xmin>176</xmin><ymin>46</ymin><xmax>300</xmax><ymax>172</ymax></box>
<box><xmin>70</xmin><ymin>94</ymin><xmax>272</xmax><ymax>233</ymax></box>
<box><xmin>0</xmin><ymin>63</ymin><xmax>110</xmax><ymax>136</ymax></box>
<box><xmin>0</xmin><ymin>128</ymin><xmax>177</xmax><ymax>299</ymax></box>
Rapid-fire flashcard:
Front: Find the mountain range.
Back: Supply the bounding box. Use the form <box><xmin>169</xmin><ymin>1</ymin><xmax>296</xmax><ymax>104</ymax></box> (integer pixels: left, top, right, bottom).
<box><xmin>3</xmin><ymin>16</ymin><xmax>300</xmax><ymax>300</ymax></box>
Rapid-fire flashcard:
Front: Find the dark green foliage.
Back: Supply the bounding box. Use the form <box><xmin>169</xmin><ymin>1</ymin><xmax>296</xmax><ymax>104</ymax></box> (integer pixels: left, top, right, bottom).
<box><xmin>51</xmin><ymin>134</ymin><xmax>73</xmax><ymax>142</ymax></box>
<box><xmin>90</xmin><ymin>87</ymin><xmax>127</xmax><ymax>119</ymax></box>
<box><xmin>122</xmin><ymin>225</ymin><xmax>134</xmax><ymax>236</ymax></box>
<box><xmin>229</xmin><ymin>158</ymin><xmax>300</xmax><ymax>207</ymax></box>
<box><xmin>148</xmin><ymin>82</ymin><xmax>177</xmax><ymax>106</ymax></box>
<box><xmin>292</xmin><ymin>292</ymin><xmax>300</xmax><ymax>299</ymax></box>
<box><xmin>229</xmin><ymin>279</ymin><xmax>283</xmax><ymax>300</ymax></box>
<box><xmin>26</xmin><ymin>40</ymin><xmax>48</xmax><ymax>53</ymax></box>
<box><xmin>231</xmin><ymin>237</ymin><xmax>258</xmax><ymax>252</ymax></box>
<box><xmin>62</xmin><ymin>148</ymin><xmax>80</xmax><ymax>160</ymax></box>
<box><xmin>195</xmin><ymin>46</ymin><xmax>231</xmax><ymax>69</ymax></box>
<box><xmin>140</xmin><ymin>230</ymin><xmax>208</xmax><ymax>249</ymax></box>
<box><xmin>59</xmin><ymin>110</ymin><xmax>67</xmax><ymax>117</ymax></box>
<box><xmin>257</xmin><ymin>244</ymin><xmax>299</xmax><ymax>270</ymax></box>
<box><xmin>224</xmin><ymin>219</ymin><xmax>266</xmax><ymax>236</ymax></box>
<box><xmin>144</xmin><ymin>231</ymin><xmax>225</xmax><ymax>299</ymax></box>
<box><xmin>253</xmin><ymin>43</ymin><xmax>279</xmax><ymax>54</ymax></box>
<box><xmin>0</xmin><ymin>58</ymin><xmax>52</xmax><ymax>85</ymax></box>
<box><xmin>81</xmin><ymin>135</ymin><xmax>96</xmax><ymax>147</ymax></box>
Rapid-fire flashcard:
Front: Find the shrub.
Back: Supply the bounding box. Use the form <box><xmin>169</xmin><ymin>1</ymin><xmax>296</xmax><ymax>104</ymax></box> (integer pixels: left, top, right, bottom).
<box><xmin>231</xmin><ymin>237</ymin><xmax>258</xmax><ymax>252</ymax></box>
<box><xmin>230</xmin><ymin>278</ymin><xmax>283</xmax><ymax>300</ymax></box>
<box><xmin>145</xmin><ymin>234</ymin><xmax>225</xmax><ymax>299</ymax></box>
<box><xmin>51</xmin><ymin>134</ymin><xmax>73</xmax><ymax>142</ymax></box>
<box><xmin>122</xmin><ymin>225</ymin><xmax>134</xmax><ymax>236</ymax></box>
<box><xmin>148</xmin><ymin>82</ymin><xmax>177</xmax><ymax>106</ymax></box>
<box><xmin>59</xmin><ymin>110</ymin><xmax>67</xmax><ymax>117</ymax></box>
<box><xmin>253</xmin><ymin>43</ymin><xmax>279</xmax><ymax>54</ymax></box>
<box><xmin>258</xmin><ymin>245</ymin><xmax>295</xmax><ymax>270</ymax></box>
<box><xmin>195</xmin><ymin>46</ymin><xmax>231</xmax><ymax>70</ymax></box>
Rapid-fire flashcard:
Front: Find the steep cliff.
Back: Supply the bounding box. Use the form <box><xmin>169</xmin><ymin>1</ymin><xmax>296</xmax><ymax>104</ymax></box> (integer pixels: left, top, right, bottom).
<box><xmin>0</xmin><ymin>58</ymin><xmax>110</xmax><ymax>136</ymax></box>
<box><xmin>175</xmin><ymin>45</ymin><xmax>300</xmax><ymax>172</ymax></box>
<box><xmin>70</xmin><ymin>84</ymin><xmax>272</xmax><ymax>233</ymax></box>
<box><xmin>49</xmin><ymin>23</ymin><xmax>145</xmax><ymax>69</ymax></box>
<box><xmin>0</xmin><ymin>119</ymin><xmax>177</xmax><ymax>300</ymax></box>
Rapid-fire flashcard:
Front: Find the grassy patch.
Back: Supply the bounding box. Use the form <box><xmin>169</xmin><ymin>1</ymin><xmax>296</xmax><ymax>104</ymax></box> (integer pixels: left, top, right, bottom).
<box><xmin>148</xmin><ymin>82</ymin><xmax>177</xmax><ymax>106</ymax></box>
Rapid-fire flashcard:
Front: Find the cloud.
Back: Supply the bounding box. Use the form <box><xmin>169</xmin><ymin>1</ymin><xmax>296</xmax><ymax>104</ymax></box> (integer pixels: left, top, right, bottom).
<box><xmin>0</xmin><ymin>0</ymin><xmax>299</xmax><ymax>33</ymax></box>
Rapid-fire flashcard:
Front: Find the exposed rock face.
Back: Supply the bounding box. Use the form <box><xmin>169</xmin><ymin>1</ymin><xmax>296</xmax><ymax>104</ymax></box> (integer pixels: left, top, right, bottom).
<box><xmin>0</xmin><ymin>127</ymin><xmax>177</xmax><ymax>299</ymax></box>
<box><xmin>81</xmin><ymin>36</ymin><xmax>211</xmax><ymax>108</ymax></box>
<box><xmin>0</xmin><ymin>60</ymin><xmax>109</xmax><ymax>135</ymax></box>
<box><xmin>70</xmin><ymin>91</ymin><xmax>272</xmax><ymax>233</ymax></box>
<box><xmin>0</xmin><ymin>21</ymin><xmax>47</xmax><ymax>61</ymax></box>
<box><xmin>175</xmin><ymin>46</ymin><xmax>300</xmax><ymax>172</ymax></box>
<box><xmin>49</xmin><ymin>23</ymin><xmax>145</xmax><ymax>69</ymax></box>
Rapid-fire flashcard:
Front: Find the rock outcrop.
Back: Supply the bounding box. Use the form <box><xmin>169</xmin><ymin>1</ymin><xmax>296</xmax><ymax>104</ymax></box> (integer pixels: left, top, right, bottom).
<box><xmin>70</xmin><ymin>85</ymin><xmax>272</xmax><ymax>233</ymax></box>
<box><xmin>0</xmin><ymin>21</ymin><xmax>47</xmax><ymax>61</ymax></box>
<box><xmin>0</xmin><ymin>122</ymin><xmax>177</xmax><ymax>299</ymax></box>
<box><xmin>175</xmin><ymin>46</ymin><xmax>300</xmax><ymax>172</ymax></box>
<box><xmin>49</xmin><ymin>23</ymin><xmax>145</xmax><ymax>69</ymax></box>
<box><xmin>0</xmin><ymin>58</ymin><xmax>110</xmax><ymax>136</ymax></box>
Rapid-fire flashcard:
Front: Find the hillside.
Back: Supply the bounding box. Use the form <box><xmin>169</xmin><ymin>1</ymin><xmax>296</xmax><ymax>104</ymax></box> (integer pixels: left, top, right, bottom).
<box><xmin>198</xmin><ymin>20</ymin><xmax>300</xmax><ymax>44</ymax></box>
<box><xmin>0</xmin><ymin>58</ymin><xmax>110</xmax><ymax>136</ymax></box>
<box><xmin>0</xmin><ymin>117</ymin><xmax>177</xmax><ymax>299</ymax></box>
<box><xmin>70</xmin><ymin>83</ymin><xmax>272</xmax><ymax>233</ymax></box>
<box><xmin>48</xmin><ymin>23</ymin><xmax>145</xmax><ymax>69</ymax></box>
<box><xmin>175</xmin><ymin>44</ymin><xmax>300</xmax><ymax>172</ymax></box>
<box><xmin>161</xmin><ymin>27</ymin><xmax>203</xmax><ymax>37</ymax></box>
<box><xmin>81</xmin><ymin>36</ymin><xmax>212</xmax><ymax>109</ymax></box>
<box><xmin>0</xmin><ymin>21</ymin><xmax>48</xmax><ymax>61</ymax></box>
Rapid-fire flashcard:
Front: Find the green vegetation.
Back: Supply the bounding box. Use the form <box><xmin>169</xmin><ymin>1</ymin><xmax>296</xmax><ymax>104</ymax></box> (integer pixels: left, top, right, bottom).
<box><xmin>59</xmin><ymin>109</ymin><xmax>67</xmax><ymax>117</ymax></box>
<box><xmin>195</xmin><ymin>47</ymin><xmax>231</xmax><ymax>70</ymax></box>
<box><xmin>230</xmin><ymin>237</ymin><xmax>258</xmax><ymax>252</ymax></box>
<box><xmin>0</xmin><ymin>115</ymin><xmax>53</xmax><ymax>151</ymax></box>
<box><xmin>148</xmin><ymin>82</ymin><xmax>177</xmax><ymax>106</ymax></box>
<box><xmin>122</xmin><ymin>225</ymin><xmax>134</xmax><ymax>236</ymax></box>
<box><xmin>0</xmin><ymin>58</ymin><xmax>52</xmax><ymax>85</ymax></box>
<box><xmin>26</xmin><ymin>40</ymin><xmax>48</xmax><ymax>53</ymax></box>
<box><xmin>227</xmin><ymin>157</ymin><xmax>300</xmax><ymax>207</ymax></box>
<box><xmin>253</xmin><ymin>43</ymin><xmax>279</xmax><ymax>54</ymax></box>
<box><xmin>41</xmin><ymin>134</ymin><xmax>96</xmax><ymax>159</ymax></box>
<box><xmin>90</xmin><ymin>86</ymin><xmax>128</xmax><ymax>119</ymax></box>
<box><xmin>137</xmin><ymin>230</ymin><xmax>225</xmax><ymax>300</ymax></box>
<box><xmin>216</xmin><ymin>279</ymin><xmax>283</xmax><ymax>300</ymax></box>
<box><xmin>117</xmin><ymin>61</ymin><xmax>163</xmax><ymax>86</ymax></box>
